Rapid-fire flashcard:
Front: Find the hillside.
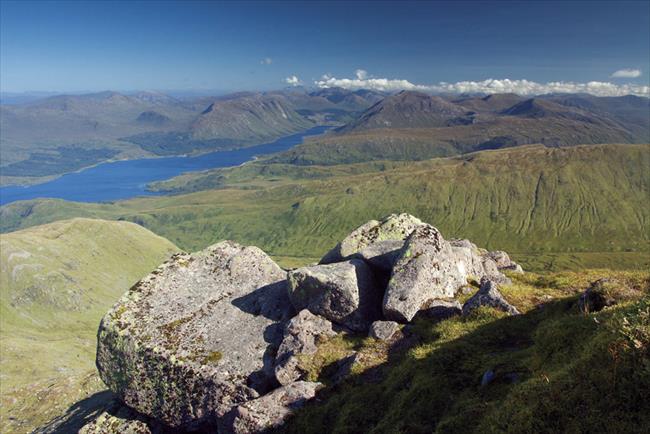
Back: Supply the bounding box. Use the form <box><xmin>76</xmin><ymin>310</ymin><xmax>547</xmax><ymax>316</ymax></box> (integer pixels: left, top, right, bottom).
<box><xmin>1</xmin><ymin>144</ymin><xmax>648</xmax><ymax>272</ymax></box>
<box><xmin>0</xmin><ymin>218</ymin><xmax>178</xmax><ymax>433</ymax></box>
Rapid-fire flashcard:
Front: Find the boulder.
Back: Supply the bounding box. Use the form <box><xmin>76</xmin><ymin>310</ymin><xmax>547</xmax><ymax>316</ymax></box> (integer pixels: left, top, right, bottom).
<box><xmin>368</xmin><ymin>320</ymin><xmax>400</xmax><ymax>341</ymax></box>
<box><xmin>485</xmin><ymin>250</ymin><xmax>524</xmax><ymax>274</ymax></box>
<box><xmin>383</xmin><ymin>225</ymin><xmax>466</xmax><ymax>322</ymax></box>
<box><xmin>351</xmin><ymin>239</ymin><xmax>405</xmax><ymax>272</ymax></box>
<box><xmin>481</xmin><ymin>257</ymin><xmax>512</xmax><ymax>285</ymax></box>
<box><xmin>96</xmin><ymin>241</ymin><xmax>293</xmax><ymax>428</ymax></box>
<box><xmin>320</xmin><ymin>213</ymin><xmax>423</xmax><ymax>264</ymax></box>
<box><xmin>415</xmin><ymin>299</ymin><xmax>462</xmax><ymax>321</ymax></box>
<box><xmin>225</xmin><ymin>381</ymin><xmax>322</xmax><ymax>434</ymax></box>
<box><xmin>450</xmin><ymin>240</ymin><xmax>511</xmax><ymax>284</ymax></box>
<box><xmin>287</xmin><ymin>259</ymin><xmax>381</xmax><ymax>331</ymax></box>
<box><xmin>274</xmin><ymin>310</ymin><xmax>337</xmax><ymax>386</ymax></box>
<box><xmin>462</xmin><ymin>278</ymin><xmax>520</xmax><ymax>316</ymax></box>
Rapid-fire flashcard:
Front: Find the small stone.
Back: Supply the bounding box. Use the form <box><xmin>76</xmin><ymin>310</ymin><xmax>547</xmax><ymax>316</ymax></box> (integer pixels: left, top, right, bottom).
<box><xmin>225</xmin><ymin>381</ymin><xmax>322</xmax><ymax>434</ymax></box>
<box><xmin>462</xmin><ymin>278</ymin><xmax>520</xmax><ymax>316</ymax></box>
<box><xmin>368</xmin><ymin>321</ymin><xmax>400</xmax><ymax>341</ymax></box>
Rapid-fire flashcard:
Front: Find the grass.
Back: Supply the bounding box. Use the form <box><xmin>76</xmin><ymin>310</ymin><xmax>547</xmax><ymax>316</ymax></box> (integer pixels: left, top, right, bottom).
<box><xmin>278</xmin><ymin>269</ymin><xmax>650</xmax><ymax>434</ymax></box>
<box><xmin>1</xmin><ymin>143</ymin><xmax>648</xmax><ymax>272</ymax></box>
<box><xmin>0</xmin><ymin>218</ymin><xmax>178</xmax><ymax>433</ymax></box>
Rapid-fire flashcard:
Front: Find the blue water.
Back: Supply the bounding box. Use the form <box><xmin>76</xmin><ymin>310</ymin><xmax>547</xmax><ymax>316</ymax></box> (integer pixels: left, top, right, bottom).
<box><xmin>0</xmin><ymin>126</ymin><xmax>330</xmax><ymax>206</ymax></box>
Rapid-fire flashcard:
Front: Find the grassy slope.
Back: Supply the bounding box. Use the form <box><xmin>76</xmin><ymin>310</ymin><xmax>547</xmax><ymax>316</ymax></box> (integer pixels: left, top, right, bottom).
<box><xmin>1</xmin><ymin>144</ymin><xmax>648</xmax><ymax>271</ymax></box>
<box><xmin>0</xmin><ymin>218</ymin><xmax>178</xmax><ymax>433</ymax></box>
<box><xmin>279</xmin><ymin>269</ymin><xmax>650</xmax><ymax>434</ymax></box>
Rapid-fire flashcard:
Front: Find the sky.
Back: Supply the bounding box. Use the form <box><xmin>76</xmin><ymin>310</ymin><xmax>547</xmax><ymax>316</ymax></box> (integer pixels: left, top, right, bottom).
<box><xmin>1</xmin><ymin>0</ymin><xmax>649</xmax><ymax>96</ymax></box>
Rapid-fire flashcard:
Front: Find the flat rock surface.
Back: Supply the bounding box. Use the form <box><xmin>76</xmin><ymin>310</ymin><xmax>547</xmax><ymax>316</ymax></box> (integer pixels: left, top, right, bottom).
<box><xmin>96</xmin><ymin>241</ymin><xmax>292</xmax><ymax>428</ymax></box>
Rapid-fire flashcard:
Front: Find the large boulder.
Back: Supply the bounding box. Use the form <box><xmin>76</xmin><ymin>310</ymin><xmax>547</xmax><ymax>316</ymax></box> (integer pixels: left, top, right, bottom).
<box><xmin>96</xmin><ymin>241</ymin><xmax>293</xmax><ymax>428</ymax></box>
<box><xmin>462</xmin><ymin>278</ymin><xmax>520</xmax><ymax>316</ymax></box>
<box><xmin>383</xmin><ymin>225</ymin><xmax>466</xmax><ymax>322</ymax></box>
<box><xmin>320</xmin><ymin>213</ymin><xmax>423</xmax><ymax>264</ymax></box>
<box><xmin>450</xmin><ymin>239</ymin><xmax>511</xmax><ymax>284</ymax></box>
<box><xmin>287</xmin><ymin>259</ymin><xmax>381</xmax><ymax>331</ymax></box>
<box><xmin>224</xmin><ymin>381</ymin><xmax>322</xmax><ymax>434</ymax></box>
<box><xmin>351</xmin><ymin>239</ymin><xmax>405</xmax><ymax>272</ymax></box>
<box><xmin>274</xmin><ymin>309</ymin><xmax>337</xmax><ymax>386</ymax></box>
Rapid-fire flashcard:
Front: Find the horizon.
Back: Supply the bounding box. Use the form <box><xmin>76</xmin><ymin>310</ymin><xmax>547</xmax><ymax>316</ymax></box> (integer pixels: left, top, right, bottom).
<box><xmin>1</xmin><ymin>0</ymin><xmax>649</xmax><ymax>97</ymax></box>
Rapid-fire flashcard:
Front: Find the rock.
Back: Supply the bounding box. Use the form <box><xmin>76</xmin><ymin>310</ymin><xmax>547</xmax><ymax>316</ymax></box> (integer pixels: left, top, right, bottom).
<box><xmin>415</xmin><ymin>299</ymin><xmax>462</xmax><ymax>321</ymax></box>
<box><xmin>481</xmin><ymin>257</ymin><xmax>512</xmax><ymax>285</ymax></box>
<box><xmin>462</xmin><ymin>278</ymin><xmax>520</xmax><ymax>316</ymax></box>
<box><xmin>351</xmin><ymin>239</ymin><xmax>405</xmax><ymax>272</ymax></box>
<box><xmin>369</xmin><ymin>320</ymin><xmax>400</xmax><ymax>341</ymax></box>
<box><xmin>450</xmin><ymin>240</ymin><xmax>511</xmax><ymax>285</ymax></box>
<box><xmin>287</xmin><ymin>259</ymin><xmax>381</xmax><ymax>331</ymax></box>
<box><xmin>320</xmin><ymin>213</ymin><xmax>423</xmax><ymax>264</ymax></box>
<box><xmin>331</xmin><ymin>353</ymin><xmax>362</xmax><ymax>384</ymax></box>
<box><xmin>79</xmin><ymin>402</ymin><xmax>164</xmax><ymax>434</ymax></box>
<box><xmin>225</xmin><ymin>381</ymin><xmax>322</xmax><ymax>434</ymax></box>
<box><xmin>383</xmin><ymin>225</ymin><xmax>466</xmax><ymax>322</ymax></box>
<box><xmin>485</xmin><ymin>250</ymin><xmax>524</xmax><ymax>273</ymax></box>
<box><xmin>578</xmin><ymin>278</ymin><xmax>618</xmax><ymax>313</ymax></box>
<box><xmin>274</xmin><ymin>310</ymin><xmax>337</xmax><ymax>386</ymax></box>
<box><xmin>96</xmin><ymin>241</ymin><xmax>293</xmax><ymax>428</ymax></box>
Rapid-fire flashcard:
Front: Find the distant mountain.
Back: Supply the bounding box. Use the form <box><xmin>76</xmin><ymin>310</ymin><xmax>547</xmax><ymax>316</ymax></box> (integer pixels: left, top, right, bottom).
<box><xmin>453</xmin><ymin>93</ymin><xmax>526</xmax><ymax>113</ymax></box>
<box><xmin>136</xmin><ymin>110</ymin><xmax>172</xmax><ymax>126</ymax></box>
<box><xmin>190</xmin><ymin>93</ymin><xmax>314</xmax><ymax>143</ymax></box>
<box><xmin>338</xmin><ymin>91</ymin><xmax>470</xmax><ymax>133</ymax></box>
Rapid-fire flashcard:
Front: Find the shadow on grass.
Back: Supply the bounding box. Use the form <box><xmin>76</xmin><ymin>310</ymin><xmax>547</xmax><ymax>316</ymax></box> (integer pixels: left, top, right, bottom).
<box><xmin>274</xmin><ymin>296</ymin><xmax>649</xmax><ymax>433</ymax></box>
<box><xmin>36</xmin><ymin>390</ymin><xmax>115</xmax><ymax>434</ymax></box>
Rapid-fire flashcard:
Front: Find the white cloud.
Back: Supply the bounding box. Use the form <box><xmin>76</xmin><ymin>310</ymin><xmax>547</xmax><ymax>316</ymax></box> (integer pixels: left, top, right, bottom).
<box><xmin>314</xmin><ymin>71</ymin><xmax>650</xmax><ymax>97</ymax></box>
<box><xmin>611</xmin><ymin>68</ymin><xmax>641</xmax><ymax>78</ymax></box>
<box><xmin>260</xmin><ymin>57</ymin><xmax>273</xmax><ymax>65</ymax></box>
<box><xmin>285</xmin><ymin>75</ymin><xmax>302</xmax><ymax>86</ymax></box>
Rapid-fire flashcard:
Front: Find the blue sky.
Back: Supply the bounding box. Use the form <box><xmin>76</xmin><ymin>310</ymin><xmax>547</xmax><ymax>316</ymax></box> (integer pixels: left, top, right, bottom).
<box><xmin>1</xmin><ymin>0</ymin><xmax>649</xmax><ymax>94</ymax></box>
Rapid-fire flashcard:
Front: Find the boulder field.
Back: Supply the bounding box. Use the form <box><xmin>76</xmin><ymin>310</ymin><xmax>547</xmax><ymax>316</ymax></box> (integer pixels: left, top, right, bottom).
<box><xmin>88</xmin><ymin>214</ymin><xmax>523</xmax><ymax>433</ymax></box>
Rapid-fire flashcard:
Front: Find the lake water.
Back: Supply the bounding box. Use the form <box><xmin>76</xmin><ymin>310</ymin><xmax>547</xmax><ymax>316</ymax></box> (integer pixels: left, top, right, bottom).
<box><xmin>0</xmin><ymin>126</ymin><xmax>329</xmax><ymax>206</ymax></box>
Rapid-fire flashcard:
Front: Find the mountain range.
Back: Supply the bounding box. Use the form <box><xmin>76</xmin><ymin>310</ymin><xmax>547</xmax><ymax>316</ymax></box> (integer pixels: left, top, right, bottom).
<box><xmin>1</xmin><ymin>88</ymin><xmax>648</xmax><ymax>185</ymax></box>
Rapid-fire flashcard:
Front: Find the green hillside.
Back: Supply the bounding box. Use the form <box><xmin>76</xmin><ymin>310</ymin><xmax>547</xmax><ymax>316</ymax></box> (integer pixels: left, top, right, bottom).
<box><xmin>1</xmin><ymin>144</ymin><xmax>649</xmax><ymax>272</ymax></box>
<box><xmin>0</xmin><ymin>218</ymin><xmax>178</xmax><ymax>433</ymax></box>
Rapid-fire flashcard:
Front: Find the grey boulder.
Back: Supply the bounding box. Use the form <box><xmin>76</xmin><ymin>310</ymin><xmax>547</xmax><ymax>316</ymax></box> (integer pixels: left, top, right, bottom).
<box><xmin>351</xmin><ymin>239</ymin><xmax>405</xmax><ymax>272</ymax></box>
<box><xmin>225</xmin><ymin>381</ymin><xmax>322</xmax><ymax>434</ymax></box>
<box><xmin>287</xmin><ymin>259</ymin><xmax>381</xmax><ymax>331</ymax></box>
<box><xmin>462</xmin><ymin>278</ymin><xmax>520</xmax><ymax>316</ymax></box>
<box><xmin>485</xmin><ymin>250</ymin><xmax>524</xmax><ymax>274</ymax></box>
<box><xmin>79</xmin><ymin>402</ymin><xmax>163</xmax><ymax>434</ymax></box>
<box><xmin>274</xmin><ymin>309</ymin><xmax>337</xmax><ymax>386</ymax></box>
<box><xmin>383</xmin><ymin>225</ymin><xmax>466</xmax><ymax>322</ymax></box>
<box><xmin>320</xmin><ymin>213</ymin><xmax>423</xmax><ymax>264</ymax></box>
<box><xmin>368</xmin><ymin>320</ymin><xmax>400</xmax><ymax>341</ymax></box>
<box><xmin>96</xmin><ymin>241</ymin><xmax>293</xmax><ymax>428</ymax></box>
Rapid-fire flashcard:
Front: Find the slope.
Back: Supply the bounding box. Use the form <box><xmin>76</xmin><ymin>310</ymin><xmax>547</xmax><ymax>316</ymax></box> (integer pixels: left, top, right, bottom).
<box><xmin>1</xmin><ymin>144</ymin><xmax>648</xmax><ymax>272</ymax></box>
<box><xmin>0</xmin><ymin>218</ymin><xmax>178</xmax><ymax>432</ymax></box>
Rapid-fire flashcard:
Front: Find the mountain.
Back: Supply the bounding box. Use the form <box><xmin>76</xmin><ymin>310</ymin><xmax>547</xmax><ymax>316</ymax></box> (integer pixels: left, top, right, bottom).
<box><xmin>189</xmin><ymin>93</ymin><xmax>314</xmax><ymax>143</ymax></box>
<box><xmin>272</xmin><ymin>91</ymin><xmax>648</xmax><ymax>165</ymax></box>
<box><xmin>0</xmin><ymin>218</ymin><xmax>178</xmax><ymax>433</ymax></box>
<box><xmin>2</xmin><ymin>144</ymin><xmax>648</xmax><ymax>272</ymax></box>
<box><xmin>338</xmin><ymin>91</ymin><xmax>470</xmax><ymax>133</ymax></box>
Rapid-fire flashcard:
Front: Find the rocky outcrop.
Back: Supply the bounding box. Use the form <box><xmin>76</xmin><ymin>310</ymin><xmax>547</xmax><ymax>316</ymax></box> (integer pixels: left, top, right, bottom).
<box><xmin>320</xmin><ymin>213</ymin><xmax>423</xmax><ymax>264</ymax></box>
<box><xmin>369</xmin><ymin>320</ymin><xmax>400</xmax><ymax>341</ymax></box>
<box><xmin>287</xmin><ymin>259</ymin><xmax>381</xmax><ymax>331</ymax></box>
<box><xmin>96</xmin><ymin>241</ymin><xmax>293</xmax><ymax>428</ymax></box>
<box><xmin>91</xmin><ymin>213</ymin><xmax>523</xmax><ymax>433</ymax></box>
<box><xmin>274</xmin><ymin>310</ymin><xmax>337</xmax><ymax>386</ymax></box>
<box><xmin>462</xmin><ymin>278</ymin><xmax>520</xmax><ymax>316</ymax></box>
<box><xmin>485</xmin><ymin>250</ymin><xmax>524</xmax><ymax>274</ymax></box>
<box><xmin>224</xmin><ymin>381</ymin><xmax>322</xmax><ymax>434</ymax></box>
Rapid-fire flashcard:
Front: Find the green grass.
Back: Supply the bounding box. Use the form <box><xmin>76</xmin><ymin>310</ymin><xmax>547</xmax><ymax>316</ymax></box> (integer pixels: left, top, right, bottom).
<box><xmin>278</xmin><ymin>269</ymin><xmax>650</xmax><ymax>434</ymax></box>
<box><xmin>0</xmin><ymin>218</ymin><xmax>178</xmax><ymax>433</ymax></box>
<box><xmin>2</xmin><ymin>144</ymin><xmax>648</xmax><ymax>272</ymax></box>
